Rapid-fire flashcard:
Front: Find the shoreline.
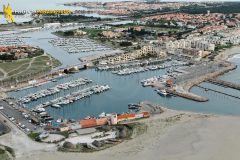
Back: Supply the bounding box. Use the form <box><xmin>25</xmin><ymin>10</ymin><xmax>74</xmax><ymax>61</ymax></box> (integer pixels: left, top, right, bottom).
<box><xmin>215</xmin><ymin>45</ymin><xmax>240</xmax><ymax>61</ymax></box>
<box><xmin>10</xmin><ymin>107</ymin><xmax>240</xmax><ymax>160</ymax></box>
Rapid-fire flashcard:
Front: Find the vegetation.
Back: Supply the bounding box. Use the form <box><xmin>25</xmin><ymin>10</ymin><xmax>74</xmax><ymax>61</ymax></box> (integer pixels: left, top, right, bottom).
<box><xmin>28</xmin><ymin>49</ymin><xmax>44</xmax><ymax>58</ymax></box>
<box><xmin>0</xmin><ymin>54</ymin><xmax>15</xmax><ymax>61</ymax></box>
<box><xmin>119</xmin><ymin>41</ymin><xmax>132</xmax><ymax>47</ymax></box>
<box><xmin>28</xmin><ymin>132</ymin><xmax>40</xmax><ymax>141</ymax></box>
<box><xmin>57</xmin><ymin>131</ymin><xmax>69</xmax><ymax>138</ymax></box>
<box><xmin>215</xmin><ymin>43</ymin><xmax>233</xmax><ymax>51</ymax></box>
<box><xmin>0</xmin><ymin>48</ymin><xmax>44</xmax><ymax>61</ymax></box>
<box><xmin>55</xmin><ymin>30</ymin><xmax>75</xmax><ymax>37</ymax></box>
<box><xmin>128</xmin><ymin>28</ymin><xmax>152</xmax><ymax>37</ymax></box>
<box><xmin>4</xmin><ymin>146</ymin><xmax>15</xmax><ymax>157</ymax></box>
<box><xmin>0</xmin><ymin>123</ymin><xmax>10</xmax><ymax>136</ymax></box>
<box><xmin>0</xmin><ymin>54</ymin><xmax>61</xmax><ymax>87</ymax></box>
<box><xmin>81</xmin><ymin>28</ymin><xmax>104</xmax><ymax>39</ymax></box>
<box><xmin>180</xmin><ymin>2</ymin><xmax>240</xmax><ymax>14</ymax></box>
<box><xmin>0</xmin><ymin>145</ymin><xmax>15</xmax><ymax>160</ymax></box>
<box><xmin>136</xmin><ymin>53</ymin><xmax>158</xmax><ymax>60</ymax></box>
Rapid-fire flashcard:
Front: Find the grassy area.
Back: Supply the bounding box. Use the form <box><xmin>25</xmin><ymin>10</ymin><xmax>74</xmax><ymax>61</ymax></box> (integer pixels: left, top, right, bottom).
<box><xmin>7</xmin><ymin>64</ymin><xmax>29</xmax><ymax>77</ymax></box>
<box><xmin>0</xmin><ymin>59</ymin><xmax>29</xmax><ymax>73</ymax></box>
<box><xmin>0</xmin><ymin>145</ymin><xmax>14</xmax><ymax>160</ymax></box>
<box><xmin>0</xmin><ymin>54</ymin><xmax>61</xmax><ymax>86</ymax></box>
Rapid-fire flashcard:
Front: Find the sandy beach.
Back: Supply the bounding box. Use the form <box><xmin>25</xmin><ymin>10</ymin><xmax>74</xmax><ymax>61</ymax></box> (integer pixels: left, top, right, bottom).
<box><xmin>0</xmin><ymin>107</ymin><xmax>237</xmax><ymax>160</ymax></box>
<box><xmin>215</xmin><ymin>46</ymin><xmax>240</xmax><ymax>61</ymax></box>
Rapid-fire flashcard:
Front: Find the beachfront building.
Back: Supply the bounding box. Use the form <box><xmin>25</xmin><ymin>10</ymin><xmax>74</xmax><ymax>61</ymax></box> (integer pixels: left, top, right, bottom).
<box><xmin>165</xmin><ymin>39</ymin><xmax>215</xmax><ymax>51</ymax></box>
<box><xmin>110</xmin><ymin>112</ymin><xmax>150</xmax><ymax>125</ymax></box>
<box><xmin>106</xmin><ymin>46</ymin><xmax>167</xmax><ymax>64</ymax></box>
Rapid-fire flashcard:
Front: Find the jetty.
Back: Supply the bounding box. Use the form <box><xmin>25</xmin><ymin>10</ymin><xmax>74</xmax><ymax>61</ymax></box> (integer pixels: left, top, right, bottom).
<box><xmin>196</xmin><ymin>85</ymin><xmax>240</xmax><ymax>100</ymax></box>
<box><xmin>207</xmin><ymin>78</ymin><xmax>240</xmax><ymax>90</ymax></box>
<box><xmin>166</xmin><ymin>89</ymin><xmax>209</xmax><ymax>102</ymax></box>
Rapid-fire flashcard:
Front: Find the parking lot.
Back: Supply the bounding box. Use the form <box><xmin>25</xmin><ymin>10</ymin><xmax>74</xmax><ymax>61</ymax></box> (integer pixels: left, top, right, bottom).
<box><xmin>173</xmin><ymin>62</ymin><xmax>223</xmax><ymax>84</ymax></box>
<box><xmin>0</xmin><ymin>99</ymin><xmax>40</xmax><ymax>134</ymax></box>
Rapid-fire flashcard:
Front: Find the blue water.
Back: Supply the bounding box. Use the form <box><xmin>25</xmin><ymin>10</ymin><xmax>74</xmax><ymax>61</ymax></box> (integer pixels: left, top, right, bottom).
<box><xmin>8</xmin><ymin>55</ymin><xmax>240</xmax><ymax>120</ymax></box>
<box><xmin>3</xmin><ymin>0</ymin><xmax>240</xmax><ymax>119</ymax></box>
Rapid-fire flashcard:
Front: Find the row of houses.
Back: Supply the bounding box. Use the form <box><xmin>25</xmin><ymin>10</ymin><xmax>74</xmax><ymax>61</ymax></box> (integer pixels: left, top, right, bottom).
<box><xmin>0</xmin><ymin>45</ymin><xmax>43</xmax><ymax>60</ymax></box>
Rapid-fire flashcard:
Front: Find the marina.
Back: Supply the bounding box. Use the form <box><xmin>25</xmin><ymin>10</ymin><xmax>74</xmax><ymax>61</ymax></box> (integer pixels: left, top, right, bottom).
<box><xmin>2</xmin><ymin>1</ymin><xmax>240</xmax><ymax>160</ymax></box>
<box><xmin>97</xmin><ymin>59</ymin><xmax>188</xmax><ymax>71</ymax></box>
<box><xmin>6</xmin><ymin>57</ymin><xmax>240</xmax><ymax>122</ymax></box>
<box><xmin>1</xmin><ymin>13</ymin><xmax>240</xmax><ymax>124</ymax></box>
<box><xmin>113</xmin><ymin>65</ymin><xmax>162</xmax><ymax>75</ymax></box>
<box><xmin>97</xmin><ymin>59</ymin><xmax>189</xmax><ymax>76</ymax></box>
<box><xmin>49</xmin><ymin>38</ymin><xmax>112</xmax><ymax>54</ymax></box>
<box><xmin>0</xmin><ymin>36</ymin><xmax>25</xmax><ymax>46</ymax></box>
<box><xmin>34</xmin><ymin>84</ymin><xmax>110</xmax><ymax>110</ymax></box>
<box><xmin>18</xmin><ymin>78</ymin><xmax>92</xmax><ymax>104</ymax></box>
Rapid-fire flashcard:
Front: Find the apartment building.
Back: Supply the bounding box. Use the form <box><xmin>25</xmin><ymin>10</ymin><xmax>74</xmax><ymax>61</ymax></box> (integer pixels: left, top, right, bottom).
<box><xmin>107</xmin><ymin>46</ymin><xmax>166</xmax><ymax>64</ymax></box>
<box><xmin>165</xmin><ymin>39</ymin><xmax>215</xmax><ymax>51</ymax></box>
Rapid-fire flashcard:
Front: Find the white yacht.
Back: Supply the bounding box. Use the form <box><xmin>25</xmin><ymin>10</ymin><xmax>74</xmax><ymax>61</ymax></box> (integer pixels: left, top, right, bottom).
<box><xmin>156</xmin><ymin>89</ymin><xmax>169</xmax><ymax>96</ymax></box>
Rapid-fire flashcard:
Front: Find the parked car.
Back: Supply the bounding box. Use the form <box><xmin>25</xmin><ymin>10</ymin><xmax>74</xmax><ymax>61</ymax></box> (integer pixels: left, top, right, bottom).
<box><xmin>21</xmin><ymin>124</ymin><xmax>26</xmax><ymax>129</ymax></box>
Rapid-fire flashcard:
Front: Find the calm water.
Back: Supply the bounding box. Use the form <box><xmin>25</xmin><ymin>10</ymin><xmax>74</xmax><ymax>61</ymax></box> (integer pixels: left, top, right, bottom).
<box><xmin>8</xmin><ymin>54</ymin><xmax>240</xmax><ymax>120</ymax></box>
<box><xmin>3</xmin><ymin>0</ymin><xmax>240</xmax><ymax>120</ymax></box>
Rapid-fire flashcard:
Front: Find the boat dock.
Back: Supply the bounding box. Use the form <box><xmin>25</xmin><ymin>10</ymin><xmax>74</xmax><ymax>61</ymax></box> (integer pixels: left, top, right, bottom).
<box><xmin>49</xmin><ymin>38</ymin><xmax>111</xmax><ymax>54</ymax></box>
<box><xmin>18</xmin><ymin>78</ymin><xmax>92</xmax><ymax>104</ymax></box>
<box><xmin>196</xmin><ymin>85</ymin><xmax>240</xmax><ymax>100</ymax></box>
<box><xmin>34</xmin><ymin>84</ymin><xmax>110</xmax><ymax>109</ymax></box>
<box><xmin>207</xmin><ymin>78</ymin><xmax>240</xmax><ymax>90</ymax></box>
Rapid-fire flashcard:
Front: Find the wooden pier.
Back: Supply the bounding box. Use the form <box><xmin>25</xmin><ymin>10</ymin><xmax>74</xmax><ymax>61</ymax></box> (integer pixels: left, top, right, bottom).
<box><xmin>207</xmin><ymin>79</ymin><xmax>240</xmax><ymax>90</ymax></box>
<box><xmin>196</xmin><ymin>85</ymin><xmax>240</xmax><ymax>100</ymax></box>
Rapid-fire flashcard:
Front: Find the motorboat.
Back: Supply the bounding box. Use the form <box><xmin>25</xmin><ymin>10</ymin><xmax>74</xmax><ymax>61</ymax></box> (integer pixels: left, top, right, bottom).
<box><xmin>156</xmin><ymin>89</ymin><xmax>169</xmax><ymax>96</ymax></box>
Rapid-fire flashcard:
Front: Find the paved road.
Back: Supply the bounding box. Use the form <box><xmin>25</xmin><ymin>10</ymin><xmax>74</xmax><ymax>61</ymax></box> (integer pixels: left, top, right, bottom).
<box><xmin>0</xmin><ymin>99</ymin><xmax>38</xmax><ymax>133</ymax></box>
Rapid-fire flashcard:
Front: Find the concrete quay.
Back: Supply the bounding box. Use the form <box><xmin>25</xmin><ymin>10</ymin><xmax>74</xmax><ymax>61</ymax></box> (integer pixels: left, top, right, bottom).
<box><xmin>152</xmin><ymin>62</ymin><xmax>238</xmax><ymax>102</ymax></box>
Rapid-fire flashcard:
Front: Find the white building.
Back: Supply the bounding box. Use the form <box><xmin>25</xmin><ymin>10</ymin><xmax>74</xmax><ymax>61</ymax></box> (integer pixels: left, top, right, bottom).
<box><xmin>107</xmin><ymin>46</ymin><xmax>166</xmax><ymax>64</ymax></box>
